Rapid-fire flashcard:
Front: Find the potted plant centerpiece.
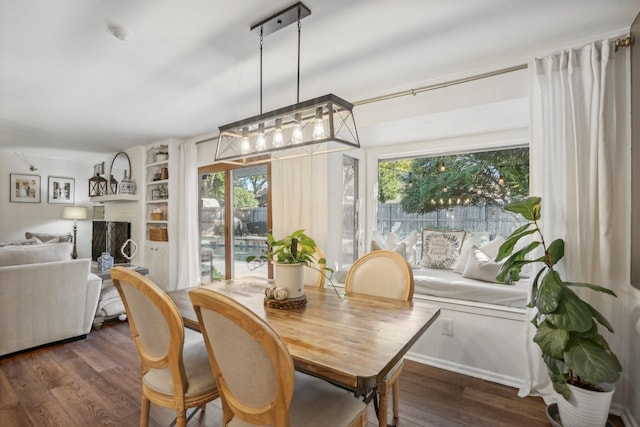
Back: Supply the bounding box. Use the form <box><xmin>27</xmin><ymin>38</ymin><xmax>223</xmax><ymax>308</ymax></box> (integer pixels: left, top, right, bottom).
<box><xmin>496</xmin><ymin>197</ymin><xmax>622</xmax><ymax>427</ymax></box>
<box><xmin>247</xmin><ymin>229</ymin><xmax>337</xmax><ymax>304</ymax></box>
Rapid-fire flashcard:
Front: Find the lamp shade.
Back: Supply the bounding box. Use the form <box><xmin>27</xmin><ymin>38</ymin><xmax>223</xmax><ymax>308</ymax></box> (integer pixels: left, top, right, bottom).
<box><xmin>62</xmin><ymin>206</ymin><xmax>88</xmax><ymax>220</ymax></box>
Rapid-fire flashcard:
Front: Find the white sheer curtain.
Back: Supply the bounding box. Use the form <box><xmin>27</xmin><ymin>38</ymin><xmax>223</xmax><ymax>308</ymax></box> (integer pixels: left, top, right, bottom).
<box><xmin>525</xmin><ymin>39</ymin><xmax>630</xmax><ymax>401</ymax></box>
<box><xmin>174</xmin><ymin>140</ymin><xmax>200</xmax><ymax>290</ymax></box>
<box><xmin>271</xmin><ymin>155</ymin><xmax>329</xmax><ymax>251</ymax></box>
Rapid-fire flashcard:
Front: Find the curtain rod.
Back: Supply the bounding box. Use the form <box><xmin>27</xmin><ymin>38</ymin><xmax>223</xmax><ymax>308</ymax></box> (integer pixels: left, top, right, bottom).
<box><xmin>354</xmin><ymin>36</ymin><xmax>632</xmax><ymax>107</ymax></box>
<box><xmin>198</xmin><ymin>35</ymin><xmax>633</xmax><ymax>145</ymax></box>
<box><xmin>353</xmin><ymin>64</ymin><xmax>528</xmax><ymax>107</ymax></box>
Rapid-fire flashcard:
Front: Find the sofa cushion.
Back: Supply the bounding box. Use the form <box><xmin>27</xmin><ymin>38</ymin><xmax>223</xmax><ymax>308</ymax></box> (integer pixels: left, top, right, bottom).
<box><xmin>0</xmin><ymin>238</ymin><xmax>41</xmax><ymax>248</ymax></box>
<box><xmin>25</xmin><ymin>232</ymin><xmax>72</xmax><ymax>243</ymax></box>
<box><xmin>0</xmin><ymin>242</ymin><xmax>72</xmax><ymax>267</ymax></box>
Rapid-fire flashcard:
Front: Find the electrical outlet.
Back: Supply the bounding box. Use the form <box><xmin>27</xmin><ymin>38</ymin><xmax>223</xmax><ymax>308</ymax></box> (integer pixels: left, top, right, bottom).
<box><xmin>441</xmin><ymin>318</ymin><xmax>453</xmax><ymax>336</ymax></box>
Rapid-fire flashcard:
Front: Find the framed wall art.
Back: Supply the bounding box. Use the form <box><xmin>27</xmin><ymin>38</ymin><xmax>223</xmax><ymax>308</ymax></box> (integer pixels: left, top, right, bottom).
<box><xmin>10</xmin><ymin>173</ymin><xmax>41</xmax><ymax>203</ymax></box>
<box><xmin>48</xmin><ymin>176</ymin><xmax>75</xmax><ymax>204</ymax></box>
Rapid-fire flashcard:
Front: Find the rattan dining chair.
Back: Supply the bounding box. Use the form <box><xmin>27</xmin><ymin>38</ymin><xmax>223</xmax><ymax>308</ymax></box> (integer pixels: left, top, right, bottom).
<box><xmin>189</xmin><ymin>287</ymin><xmax>368</xmax><ymax>427</ymax></box>
<box><xmin>110</xmin><ymin>266</ymin><xmax>219</xmax><ymax>427</ymax></box>
<box><xmin>344</xmin><ymin>250</ymin><xmax>414</xmax><ymax>427</ymax></box>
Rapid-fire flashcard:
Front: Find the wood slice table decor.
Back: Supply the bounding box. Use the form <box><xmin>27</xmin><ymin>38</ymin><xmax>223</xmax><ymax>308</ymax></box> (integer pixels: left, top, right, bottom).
<box><xmin>264</xmin><ymin>294</ymin><xmax>307</xmax><ymax>309</ymax></box>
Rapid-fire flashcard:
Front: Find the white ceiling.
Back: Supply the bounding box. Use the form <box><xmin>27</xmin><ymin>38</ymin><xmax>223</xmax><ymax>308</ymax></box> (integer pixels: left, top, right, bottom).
<box><xmin>0</xmin><ymin>0</ymin><xmax>638</xmax><ymax>154</ymax></box>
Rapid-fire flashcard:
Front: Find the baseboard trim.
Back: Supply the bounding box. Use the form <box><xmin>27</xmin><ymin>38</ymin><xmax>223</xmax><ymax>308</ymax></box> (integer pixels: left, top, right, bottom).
<box><xmin>406</xmin><ymin>352</ymin><xmax>525</xmax><ymax>389</ymax></box>
<box><xmin>620</xmin><ymin>405</ymin><xmax>639</xmax><ymax>427</ymax></box>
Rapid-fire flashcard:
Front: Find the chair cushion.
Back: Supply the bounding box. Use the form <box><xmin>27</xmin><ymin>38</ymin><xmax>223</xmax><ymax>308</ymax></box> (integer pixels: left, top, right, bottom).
<box><xmin>228</xmin><ymin>371</ymin><xmax>367</xmax><ymax>427</ymax></box>
<box><xmin>143</xmin><ymin>336</ymin><xmax>217</xmax><ymax>398</ymax></box>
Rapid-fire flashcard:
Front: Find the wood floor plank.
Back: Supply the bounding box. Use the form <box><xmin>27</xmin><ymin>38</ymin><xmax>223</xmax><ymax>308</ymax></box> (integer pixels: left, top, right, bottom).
<box><xmin>21</xmin><ymin>399</ymin><xmax>78</xmax><ymax>427</ymax></box>
<box><xmin>0</xmin><ymin>321</ymin><xmax>627</xmax><ymax>427</ymax></box>
<box><xmin>58</xmin><ymin>355</ymin><xmax>139</xmax><ymax>420</ymax></box>
<box><xmin>49</xmin><ymin>380</ymin><xmax>120</xmax><ymax>425</ymax></box>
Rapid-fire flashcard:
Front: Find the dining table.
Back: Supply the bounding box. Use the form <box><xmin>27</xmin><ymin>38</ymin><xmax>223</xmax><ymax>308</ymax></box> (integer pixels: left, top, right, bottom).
<box><xmin>167</xmin><ymin>276</ymin><xmax>440</xmax><ymax>420</ymax></box>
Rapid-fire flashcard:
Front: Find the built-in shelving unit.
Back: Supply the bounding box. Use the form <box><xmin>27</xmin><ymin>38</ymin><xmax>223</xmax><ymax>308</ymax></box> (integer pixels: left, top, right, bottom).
<box><xmin>143</xmin><ymin>143</ymin><xmax>176</xmax><ymax>290</ymax></box>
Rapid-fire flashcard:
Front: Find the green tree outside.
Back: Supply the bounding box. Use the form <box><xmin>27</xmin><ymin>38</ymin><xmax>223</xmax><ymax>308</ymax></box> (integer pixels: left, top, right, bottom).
<box><xmin>379</xmin><ymin>148</ymin><xmax>529</xmax><ymax>214</ymax></box>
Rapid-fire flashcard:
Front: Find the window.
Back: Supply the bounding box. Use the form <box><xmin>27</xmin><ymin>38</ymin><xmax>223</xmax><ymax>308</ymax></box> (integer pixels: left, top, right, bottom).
<box><xmin>376</xmin><ymin>147</ymin><xmax>529</xmax><ymax>256</ymax></box>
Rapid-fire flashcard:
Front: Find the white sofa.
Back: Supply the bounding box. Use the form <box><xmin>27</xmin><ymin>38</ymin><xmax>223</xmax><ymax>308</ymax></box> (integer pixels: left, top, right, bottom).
<box><xmin>0</xmin><ymin>241</ymin><xmax>102</xmax><ymax>357</ymax></box>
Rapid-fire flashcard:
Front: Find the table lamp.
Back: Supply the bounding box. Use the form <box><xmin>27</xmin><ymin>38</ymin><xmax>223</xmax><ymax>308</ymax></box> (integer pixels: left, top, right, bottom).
<box><xmin>62</xmin><ymin>206</ymin><xmax>88</xmax><ymax>259</ymax></box>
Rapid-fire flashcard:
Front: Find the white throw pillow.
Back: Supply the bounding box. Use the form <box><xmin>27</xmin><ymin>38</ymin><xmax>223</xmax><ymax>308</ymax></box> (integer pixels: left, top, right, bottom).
<box><xmin>371</xmin><ymin>240</ymin><xmax>407</xmax><ymax>259</ymax></box>
<box><xmin>453</xmin><ymin>232</ymin><xmax>491</xmax><ymax>273</ymax></box>
<box><xmin>370</xmin><ymin>230</ymin><xmax>417</xmax><ymax>265</ymax></box>
<box><xmin>478</xmin><ymin>235</ymin><xmax>506</xmax><ymax>259</ymax></box>
<box><xmin>462</xmin><ymin>246</ymin><xmax>505</xmax><ymax>283</ymax></box>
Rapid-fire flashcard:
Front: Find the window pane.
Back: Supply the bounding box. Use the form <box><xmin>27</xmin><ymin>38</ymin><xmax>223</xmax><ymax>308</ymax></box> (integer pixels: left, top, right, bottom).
<box><xmin>377</xmin><ymin>147</ymin><xmax>529</xmax><ymax>252</ymax></box>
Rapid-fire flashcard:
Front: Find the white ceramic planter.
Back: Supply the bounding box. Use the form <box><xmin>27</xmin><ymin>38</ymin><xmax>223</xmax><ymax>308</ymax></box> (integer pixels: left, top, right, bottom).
<box><xmin>557</xmin><ymin>383</ymin><xmax>614</xmax><ymax>427</ymax></box>
<box><xmin>274</xmin><ymin>263</ymin><xmax>305</xmax><ymax>299</ymax></box>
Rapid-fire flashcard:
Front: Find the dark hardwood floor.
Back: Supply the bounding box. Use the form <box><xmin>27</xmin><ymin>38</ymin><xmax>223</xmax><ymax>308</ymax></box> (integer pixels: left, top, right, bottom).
<box><xmin>0</xmin><ymin>321</ymin><xmax>625</xmax><ymax>426</ymax></box>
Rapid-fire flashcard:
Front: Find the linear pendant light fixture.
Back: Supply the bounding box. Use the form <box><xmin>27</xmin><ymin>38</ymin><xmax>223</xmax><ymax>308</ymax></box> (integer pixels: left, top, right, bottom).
<box><xmin>215</xmin><ymin>2</ymin><xmax>360</xmax><ymax>165</ymax></box>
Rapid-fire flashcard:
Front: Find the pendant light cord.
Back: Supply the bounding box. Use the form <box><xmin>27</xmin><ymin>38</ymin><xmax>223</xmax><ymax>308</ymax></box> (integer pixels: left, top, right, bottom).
<box><xmin>260</xmin><ymin>27</ymin><xmax>263</xmax><ymax>114</ymax></box>
<box><xmin>297</xmin><ymin>8</ymin><xmax>301</xmax><ymax>104</ymax></box>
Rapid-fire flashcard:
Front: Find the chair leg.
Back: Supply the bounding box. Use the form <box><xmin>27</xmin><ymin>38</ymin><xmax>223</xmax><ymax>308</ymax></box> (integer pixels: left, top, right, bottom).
<box><xmin>378</xmin><ymin>384</ymin><xmax>388</xmax><ymax>427</ymax></box>
<box><xmin>392</xmin><ymin>379</ymin><xmax>400</xmax><ymax>426</ymax></box>
<box><xmin>140</xmin><ymin>396</ymin><xmax>150</xmax><ymax>427</ymax></box>
<box><xmin>176</xmin><ymin>410</ymin><xmax>187</xmax><ymax>427</ymax></box>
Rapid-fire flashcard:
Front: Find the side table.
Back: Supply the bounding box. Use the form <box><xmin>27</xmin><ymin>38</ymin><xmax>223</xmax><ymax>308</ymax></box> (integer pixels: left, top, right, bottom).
<box><xmin>91</xmin><ymin>263</ymin><xmax>149</xmax><ymax>329</ymax></box>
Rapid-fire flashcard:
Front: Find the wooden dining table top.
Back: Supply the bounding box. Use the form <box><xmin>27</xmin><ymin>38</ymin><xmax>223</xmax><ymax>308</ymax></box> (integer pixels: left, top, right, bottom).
<box><xmin>167</xmin><ymin>277</ymin><xmax>440</xmax><ymax>393</ymax></box>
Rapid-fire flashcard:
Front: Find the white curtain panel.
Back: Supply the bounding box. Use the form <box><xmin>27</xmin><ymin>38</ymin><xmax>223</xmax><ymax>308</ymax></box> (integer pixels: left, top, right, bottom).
<box><xmin>271</xmin><ymin>155</ymin><xmax>329</xmax><ymax>251</ymax></box>
<box><xmin>526</xmin><ymin>39</ymin><xmax>630</xmax><ymax>401</ymax></box>
<box><xmin>175</xmin><ymin>140</ymin><xmax>200</xmax><ymax>290</ymax></box>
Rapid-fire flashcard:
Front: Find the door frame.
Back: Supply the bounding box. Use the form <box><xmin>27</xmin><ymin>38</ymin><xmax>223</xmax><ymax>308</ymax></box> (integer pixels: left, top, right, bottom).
<box><xmin>198</xmin><ymin>163</ymin><xmax>272</xmax><ymax>279</ymax></box>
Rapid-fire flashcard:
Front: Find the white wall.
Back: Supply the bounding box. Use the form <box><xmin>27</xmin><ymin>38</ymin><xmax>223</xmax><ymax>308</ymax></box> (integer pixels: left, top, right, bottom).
<box><xmin>0</xmin><ymin>149</ymin><xmax>108</xmax><ymax>258</ymax></box>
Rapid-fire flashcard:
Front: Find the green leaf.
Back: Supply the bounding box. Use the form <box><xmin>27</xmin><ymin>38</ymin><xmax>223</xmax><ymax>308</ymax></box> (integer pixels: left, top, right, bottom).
<box><xmin>541</xmin><ymin>354</ymin><xmax>570</xmax><ymax>399</ymax></box>
<box><xmin>567</xmin><ymin>281</ymin><xmax>617</xmax><ymax>297</ymax></box>
<box><xmin>504</xmin><ymin>197</ymin><xmax>542</xmax><ymax>221</ymax></box>
<box><xmin>496</xmin><ymin>229</ymin><xmax>537</xmax><ymax>262</ymax></box>
<box><xmin>534</xmin><ymin>320</ymin><xmax>569</xmax><ymax>360</ymax></box>
<box><xmin>545</xmin><ymin>288</ymin><xmax>595</xmax><ymax>333</ymax></box>
<box><xmin>529</xmin><ymin>267</ymin><xmax>546</xmax><ymax>307</ymax></box>
<box><xmin>586</xmin><ymin>302</ymin><xmax>615</xmax><ymax>333</ymax></box>
<box><xmin>536</xmin><ymin>270</ymin><xmax>563</xmax><ymax>314</ymax></box>
<box><xmin>564</xmin><ymin>336</ymin><xmax>622</xmax><ymax>384</ymax></box>
<box><xmin>546</xmin><ymin>239</ymin><xmax>564</xmax><ymax>266</ymax></box>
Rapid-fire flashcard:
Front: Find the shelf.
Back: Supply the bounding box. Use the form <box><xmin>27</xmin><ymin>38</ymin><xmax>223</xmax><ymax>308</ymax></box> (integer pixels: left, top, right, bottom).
<box><xmin>147</xmin><ymin>160</ymin><xmax>169</xmax><ymax>168</ymax></box>
<box><xmin>146</xmin><ymin>179</ymin><xmax>169</xmax><ymax>186</ymax></box>
<box><xmin>147</xmin><ymin>220</ymin><xmax>168</xmax><ymax>225</ymax></box>
<box><xmin>90</xmin><ymin>194</ymin><xmax>139</xmax><ymax>203</ymax></box>
<box><xmin>147</xmin><ymin>199</ymin><xmax>169</xmax><ymax>204</ymax></box>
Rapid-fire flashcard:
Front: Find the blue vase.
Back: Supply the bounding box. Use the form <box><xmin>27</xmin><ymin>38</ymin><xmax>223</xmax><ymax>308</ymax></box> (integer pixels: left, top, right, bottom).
<box><xmin>97</xmin><ymin>252</ymin><xmax>114</xmax><ymax>272</ymax></box>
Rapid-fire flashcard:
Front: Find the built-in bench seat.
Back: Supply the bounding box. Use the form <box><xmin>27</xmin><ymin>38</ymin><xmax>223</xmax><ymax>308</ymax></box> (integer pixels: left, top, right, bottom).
<box><xmin>410</xmin><ymin>266</ymin><xmax>528</xmax><ymax>308</ymax></box>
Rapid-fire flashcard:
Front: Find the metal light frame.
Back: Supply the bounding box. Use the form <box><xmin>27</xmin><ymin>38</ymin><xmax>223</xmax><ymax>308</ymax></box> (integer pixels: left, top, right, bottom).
<box><xmin>215</xmin><ymin>2</ymin><xmax>360</xmax><ymax>165</ymax></box>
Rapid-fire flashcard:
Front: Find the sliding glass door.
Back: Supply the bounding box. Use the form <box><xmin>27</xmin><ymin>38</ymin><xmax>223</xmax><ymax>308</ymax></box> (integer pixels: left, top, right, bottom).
<box><xmin>198</xmin><ymin>163</ymin><xmax>271</xmax><ymax>280</ymax></box>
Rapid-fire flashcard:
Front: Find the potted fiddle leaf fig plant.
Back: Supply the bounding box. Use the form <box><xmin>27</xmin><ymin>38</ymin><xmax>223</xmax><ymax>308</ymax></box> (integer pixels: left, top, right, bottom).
<box><xmin>496</xmin><ymin>197</ymin><xmax>622</xmax><ymax>427</ymax></box>
<box><xmin>246</xmin><ymin>229</ymin><xmax>340</xmax><ymax>300</ymax></box>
